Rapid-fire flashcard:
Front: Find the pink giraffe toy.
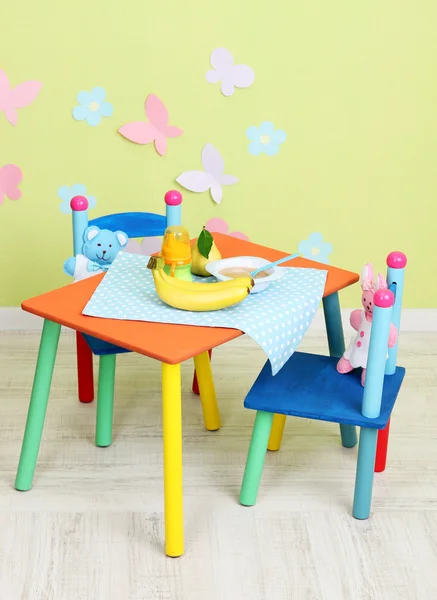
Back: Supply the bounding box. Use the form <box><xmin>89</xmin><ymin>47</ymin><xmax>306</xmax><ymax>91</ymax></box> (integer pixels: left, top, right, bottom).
<box><xmin>337</xmin><ymin>262</ymin><xmax>398</xmax><ymax>386</ymax></box>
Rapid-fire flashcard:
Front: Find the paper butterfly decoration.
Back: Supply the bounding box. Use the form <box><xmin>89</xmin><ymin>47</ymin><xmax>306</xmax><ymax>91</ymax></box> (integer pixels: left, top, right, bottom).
<box><xmin>176</xmin><ymin>143</ymin><xmax>238</xmax><ymax>204</ymax></box>
<box><xmin>0</xmin><ymin>164</ymin><xmax>23</xmax><ymax>206</ymax></box>
<box><xmin>205</xmin><ymin>48</ymin><xmax>255</xmax><ymax>97</ymax></box>
<box><xmin>125</xmin><ymin>236</ymin><xmax>162</xmax><ymax>257</ymax></box>
<box><xmin>0</xmin><ymin>68</ymin><xmax>42</xmax><ymax>126</ymax></box>
<box><xmin>118</xmin><ymin>94</ymin><xmax>183</xmax><ymax>156</ymax></box>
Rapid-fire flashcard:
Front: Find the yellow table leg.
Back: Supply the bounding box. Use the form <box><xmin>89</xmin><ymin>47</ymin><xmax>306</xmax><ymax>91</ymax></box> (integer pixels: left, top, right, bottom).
<box><xmin>193</xmin><ymin>351</ymin><xmax>221</xmax><ymax>431</ymax></box>
<box><xmin>267</xmin><ymin>414</ymin><xmax>287</xmax><ymax>451</ymax></box>
<box><xmin>162</xmin><ymin>362</ymin><xmax>184</xmax><ymax>557</ymax></box>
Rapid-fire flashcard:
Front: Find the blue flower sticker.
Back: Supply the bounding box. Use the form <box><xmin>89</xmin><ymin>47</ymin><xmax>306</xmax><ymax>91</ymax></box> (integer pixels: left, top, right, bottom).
<box><xmin>72</xmin><ymin>87</ymin><xmax>113</xmax><ymax>126</ymax></box>
<box><xmin>298</xmin><ymin>232</ymin><xmax>333</xmax><ymax>264</ymax></box>
<box><xmin>58</xmin><ymin>184</ymin><xmax>96</xmax><ymax>214</ymax></box>
<box><xmin>246</xmin><ymin>121</ymin><xmax>286</xmax><ymax>156</ymax></box>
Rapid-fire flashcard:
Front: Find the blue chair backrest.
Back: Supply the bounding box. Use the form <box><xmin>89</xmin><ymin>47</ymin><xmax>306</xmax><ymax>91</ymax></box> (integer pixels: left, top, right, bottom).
<box><xmin>70</xmin><ymin>191</ymin><xmax>183</xmax><ymax>255</ymax></box>
<box><xmin>361</xmin><ymin>251</ymin><xmax>407</xmax><ymax>420</ymax></box>
<box><xmin>88</xmin><ymin>212</ymin><xmax>167</xmax><ymax>238</ymax></box>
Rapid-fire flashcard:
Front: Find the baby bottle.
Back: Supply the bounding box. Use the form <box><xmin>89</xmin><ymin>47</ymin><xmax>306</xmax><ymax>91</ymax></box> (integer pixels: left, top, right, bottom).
<box><xmin>160</xmin><ymin>225</ymin><xmax>193</xmax><ymax>282</ymax></box>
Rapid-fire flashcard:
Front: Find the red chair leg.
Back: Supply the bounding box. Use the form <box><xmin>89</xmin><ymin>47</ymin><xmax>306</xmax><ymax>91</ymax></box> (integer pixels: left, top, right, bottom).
<box><xmin>76</xmin><ymin>331</ymin><xmax>94</xmax><ymax>403</ymax></box>
<box><xmin>375</xmin><ymin>419</ymin><xmax>391</xmax><ymax>472</ymax></box>
<box><xmin>192</xmin><ymin>349</ymin><xmax>212</xmax><ymax>395</ymax></box>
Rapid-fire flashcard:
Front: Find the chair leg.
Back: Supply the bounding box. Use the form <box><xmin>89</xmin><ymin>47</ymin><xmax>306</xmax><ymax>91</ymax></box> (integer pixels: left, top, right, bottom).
<box><xmin>352</xmin><ymin>427</ymin><xmax>378</xmax><ymax>519</ymax></box>
<box><xmin>375</xmin><ymin>419</ymin><xmax>391</xmax><ymax>473</ymax></box>
<box><xmin>193</xmin><ymin>351</ymin><xmax>221</xmax><ymax>431</ymax></box>
<box><xmin>162</xmin><ymin>362</ymin><xmax>184</xmax><ymax>557</ymax></box>
<box><xmin>192</xmin><ymin>349</ymin><xmax>212</xmax><ymax>395</ymax></box>
<box><xmin>322</xmin><ymin>292</ymin><xmax>358</xmax><ymax>448</ymax></box>
<box><xmin>267</xmin><ymin>414</ymin><xmax>286</xmax><ymax>451</ymax></box>
<box><xmin>240</xmin><ymin>411</ymin><xmax>274</xmax><ymax>507</ymax></box>
<box><xmin>95</xmin><ymin>354</ymin><xmax>116</xmax><ymax>447</ymax></box>
<box><xmin>15</xmin><ymin>320</ymin><xmax>61</xmax><ymax>491</ymax></box>
<box><xmin>76</xmin><ymin>332</ymin><xmax>94</xmax><ymax>403</ymax></box>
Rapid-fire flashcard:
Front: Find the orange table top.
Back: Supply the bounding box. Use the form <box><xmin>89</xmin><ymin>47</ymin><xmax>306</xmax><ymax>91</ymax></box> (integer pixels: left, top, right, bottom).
<box><xmin>21</xmin><ymin>233</ymin><xmax>359</xmax><ymax>364</ymax></box>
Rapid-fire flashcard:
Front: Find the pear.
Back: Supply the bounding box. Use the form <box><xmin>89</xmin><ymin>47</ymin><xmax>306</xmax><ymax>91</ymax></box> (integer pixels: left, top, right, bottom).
<box><xmin>191</xmin><ymin>227</ymin><xmax>221</xmax><ymax>276</ymax></box>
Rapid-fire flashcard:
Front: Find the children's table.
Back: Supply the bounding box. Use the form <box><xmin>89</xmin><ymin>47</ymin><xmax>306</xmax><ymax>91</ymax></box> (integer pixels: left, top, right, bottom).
<box><xmin>15</xmin><ymin>233</ymin><xmax>359</xmax><ymax>557</ymax></box>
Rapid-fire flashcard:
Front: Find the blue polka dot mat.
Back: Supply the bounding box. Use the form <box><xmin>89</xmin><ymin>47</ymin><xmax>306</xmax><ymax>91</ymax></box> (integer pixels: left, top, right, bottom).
<box><xmin>82</xmin><ymin>252</ymin><xmax>328</xmax><ymax>375</ymax></box>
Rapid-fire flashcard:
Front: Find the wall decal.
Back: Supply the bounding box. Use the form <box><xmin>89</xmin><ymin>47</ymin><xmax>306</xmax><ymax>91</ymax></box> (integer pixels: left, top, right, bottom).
<box><xmin>205</xmin><ymin>217</ymin><xmax>248</xmax><ymax>241</ymax></box>
<box><xmin>298</xmin><ymin>232</ymin><xmax>332</xmax><ymax>264</ymax></box>
<box><xmin>0</xmin><ymin>68</ymin><xmax>42</xmax><ymax>126</ymax></box>
<box><xmin>176</xmin><ymin>143</ymin><xmax>238</xmax><ymax>204</ymax></box>
<box><xmin>58</xmin><ymin>184</ymin><xmax>96</xmax><ymax>214</ymax></box>
<box><xmin>118</xmin><ymin>94</ymin><xmax>183</xmax><ymax>156</ymax></box>
<box><xmin>206</xmin><ymin>48</ymin><xmax>255</xmax><ymax>96</ymax></box>
<box><xmin>72</xmin><ymin>87</ymin><xmax>113</xmax><ymax>126</ymax></box>
<box><xmin>0</xmin><ymin>164</ymin><xmax>22</xmax><ymax>205</ymax></box>
<box><xmin>246</xmin><ymin>121</ymin><xmax>286</xmax><ymax>156</ymax></box>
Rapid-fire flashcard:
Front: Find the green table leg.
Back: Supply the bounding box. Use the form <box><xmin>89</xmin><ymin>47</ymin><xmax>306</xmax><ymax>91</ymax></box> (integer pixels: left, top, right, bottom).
<box><xmin>240</xmin><ymin>411</ymin><xmax>274</xmax><ymax>507</ymax></box>
<box><xmin>323</xmin><ymin>293</ymin><xmax>358</xmax><ymax>448</ymax></box>
<box><xmin>15</xmin><ymin>319</ymin><xmax>61</xmax><ymax>491</ymax></box>
<box><xmin>96</xmin><ymin>354</ymin><xmax>116</xmax><ymax>447</ymax></box>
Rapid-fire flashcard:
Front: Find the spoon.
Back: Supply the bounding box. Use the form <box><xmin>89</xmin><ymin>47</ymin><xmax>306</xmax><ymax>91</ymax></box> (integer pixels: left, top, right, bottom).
<box><xmin>250</xmin><ymin>253</ymin><xmax>300</xmax><ymax>278</ymax></box>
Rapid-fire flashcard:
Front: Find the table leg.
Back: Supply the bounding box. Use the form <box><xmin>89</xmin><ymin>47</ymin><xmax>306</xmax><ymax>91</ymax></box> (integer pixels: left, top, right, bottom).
<box><xmin>76</xmin><ymin>331</ymin><xmax>94</xmax><ymax>403</ymax></box>
<box><xmin>267</xmin><ymin>414</ymin><xmax>286</xmax><ymax>451</ymax></box>
<box><xmin>192</xmin><ymin>349</ymin><xmax>212</xmax><ymax>395</ymax></box>
<box><xmin>96</xmin><ymin>354</ymin><xmax>116</xmax><ymax>447</ymax></box>
<box><xmin>193</xmin><ymin>351</ymin><xmax>221</xmax><ymax>431</ymax></box>
<box><xmin>15</xmin><ymin>320</ymin><xmax>61</xmax><ymax>491</ymax></box>
<box><xmin>162</xmin><ymin>362</ymin><xmax>184</xmax><ymax>557</ymax></box>
<box><xmin>323</xmin><ymin>292</ymin><xmax>358</xmax><ymax>448</ymax></box>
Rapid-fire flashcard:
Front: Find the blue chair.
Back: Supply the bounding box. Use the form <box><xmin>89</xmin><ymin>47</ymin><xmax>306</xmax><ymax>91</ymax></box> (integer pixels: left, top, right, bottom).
<box><xmin>69</xmin><ymin>191</ymin><xmax>206</xmax><ymax>426</ymax></box>
<box><xmin>239</xmin><ymin>252</ymin><xmax>407</xmax><ymax>519</ymax></box>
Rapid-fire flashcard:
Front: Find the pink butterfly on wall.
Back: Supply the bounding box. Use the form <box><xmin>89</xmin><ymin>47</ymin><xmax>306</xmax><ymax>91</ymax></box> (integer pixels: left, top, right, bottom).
<box><xmin>118</xmin><ymin>94</ymin><xmax>183</xmax><ymax>156</ymax></box>
<box><xmin>0</xmin><ymin>68</ymin><xmax>42</xmax><ymax>126</ymax></box>
<box><xmin>0</xmin><ymin>164</ymin><xmax>23</xmax><ymax>206</ymax></box>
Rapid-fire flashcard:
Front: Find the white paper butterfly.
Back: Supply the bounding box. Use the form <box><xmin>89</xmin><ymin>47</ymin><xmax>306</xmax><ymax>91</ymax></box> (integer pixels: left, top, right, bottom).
<box><xmin>205</xmin><ymin>48</ymin><xmax>255</xmax><ymax>97</ymax></box>
<box><xmin>176</xmin><ymin>143</ymin><xmax>238</xmax><ymax>204</ymax></box>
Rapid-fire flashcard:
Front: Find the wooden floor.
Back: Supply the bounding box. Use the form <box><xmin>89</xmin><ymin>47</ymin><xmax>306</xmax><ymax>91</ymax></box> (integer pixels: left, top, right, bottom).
<box><xmin>0</xmin><ymin>331</ymin><xmax>436</xmax><ymax>600</ymax></box>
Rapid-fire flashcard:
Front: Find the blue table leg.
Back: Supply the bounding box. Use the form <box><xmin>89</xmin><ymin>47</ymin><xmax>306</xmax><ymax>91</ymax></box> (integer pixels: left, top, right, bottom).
<box><xmin>352</xmin><ymin>427</ymin><xmax>378</xmax><ymax>519</ymax></box>
<box><xmin>323</xmin><ymin>292</ymin><xmax>358</xmax><ymax>448</ymax></box>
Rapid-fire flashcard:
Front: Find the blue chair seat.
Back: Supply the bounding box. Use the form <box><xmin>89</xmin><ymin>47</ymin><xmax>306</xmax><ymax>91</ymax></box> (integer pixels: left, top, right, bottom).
<box><xmin>244</xmin><ymin>352</ymin><xmax>405</xmax><ymax>429</ymax></box>
<box><xmin>82</xmin><ymin>333</ymin><xmax>131</xmax><ymax>356</ymax></box>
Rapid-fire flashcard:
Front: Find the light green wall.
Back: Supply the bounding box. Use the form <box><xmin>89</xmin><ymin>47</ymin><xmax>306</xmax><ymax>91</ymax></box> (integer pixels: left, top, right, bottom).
<box><xmin>1</xmin><ymin>1</ymin><xmax>436</xmax><ymax>307</ymax></box>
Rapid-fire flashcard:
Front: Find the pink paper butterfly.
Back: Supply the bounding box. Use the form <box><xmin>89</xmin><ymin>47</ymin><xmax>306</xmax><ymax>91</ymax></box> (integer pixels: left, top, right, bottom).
<box><xmin>0</xmin><ymin>164</ymin><xmax>23</xmax><ymax>206</ymax></box>
<box><xmin>118</xmin><ymin>94</ymin><xmax>183</xmax><ymax>156</ymax></box>
<box><xmin>0</xmin><ymin>68</ymin><xmax>42</xmax><ymax>126</ymax></box>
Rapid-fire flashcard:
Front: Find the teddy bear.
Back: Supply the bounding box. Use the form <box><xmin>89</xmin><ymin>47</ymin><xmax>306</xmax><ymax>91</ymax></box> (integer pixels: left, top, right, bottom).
<box><xmin>336</xmin><ymin>262</ymin><xmax>398</xmax><ymax>386</ymax></box>
<box><xmin>64</xmin><ymin>225</ymin><xmax>128</xmax><ymax>281</ymax></box>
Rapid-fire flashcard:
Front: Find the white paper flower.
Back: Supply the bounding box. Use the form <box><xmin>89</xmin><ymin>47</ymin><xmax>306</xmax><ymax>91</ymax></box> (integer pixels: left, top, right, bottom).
<box><xmin>206</xmin><ymin>48</ymin><xmax>255</xmax><ymax>97</ymax></box>
<box><xmin>176</xmin><ymin>143</ymin><xmax>238</xmax><ymax>204</ymax></box>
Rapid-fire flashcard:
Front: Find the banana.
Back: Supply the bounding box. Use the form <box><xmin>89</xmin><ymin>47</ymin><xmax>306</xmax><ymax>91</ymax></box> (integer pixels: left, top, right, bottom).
<box><xmin>147</xmin><ymin>257</ymin><xmax>254</xmax><ymax>311</ymax></box>
<box><xmin>157</xmin><ymin>264</ymin><xmax>253</xmax><ymax>291</ymax></box>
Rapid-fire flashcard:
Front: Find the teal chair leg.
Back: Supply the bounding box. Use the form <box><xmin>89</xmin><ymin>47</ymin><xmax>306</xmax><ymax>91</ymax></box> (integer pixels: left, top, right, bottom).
<box><xmin>323</xmin><ymin>292</ymin><xmax>358</xmax><ymax>448</ymax></box>
<box><xmin>96</xmin><ymin>354</ymin><xmax>116</xmax><ymax>447</ymax></box>
<box><xmin>240</xmin><ymin>411</ymin><xmax>274</xmax><ymax>506</ymax></box>
<box><xmin>352</xmin><ymin>427</ymin><xmax>378</xmax><ymax>519</ymax></box>
<box><xmin>15</xmin><ymin>319</ymin><xmax>61</xmax><ymax>491</ymax></box>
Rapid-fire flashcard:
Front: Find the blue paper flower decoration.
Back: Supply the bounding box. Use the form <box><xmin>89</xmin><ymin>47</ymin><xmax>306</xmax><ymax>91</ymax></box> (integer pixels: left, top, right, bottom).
<box><xmin>246</xmin><ymin>121</ymin><xmax>286</xmax><ymax>156</ymax></box>
<box><xmin>298</xmin><ymin>232</ymin><xmax>333</xmax><ymax>264</ymax></box>
<box><xmin>58</xmin><ymin>184</ymin><xmax>96</xmax><ymax>214</ymax></box>
<box><xmin>72</xmin><ymin>87</ymin><xmax>113</xmax><ymax>126</ymax></box>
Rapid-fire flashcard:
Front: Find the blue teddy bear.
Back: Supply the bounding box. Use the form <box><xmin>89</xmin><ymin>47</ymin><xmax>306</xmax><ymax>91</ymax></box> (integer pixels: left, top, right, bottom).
<box><xmin>64</xmin><ymin>225</ymin><xmax>128</xmax><ymax>281</ymax></box>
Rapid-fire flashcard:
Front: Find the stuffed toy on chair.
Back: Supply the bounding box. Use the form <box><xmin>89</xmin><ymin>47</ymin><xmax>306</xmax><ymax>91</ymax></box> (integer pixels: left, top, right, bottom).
<box><xmin>336</xmin><ymin>262</ymin><xmax>398</xmax><ymax>386</ymax></box>
<box><xmin>64</xmin><ymin>225</ymin><xmax>128</xmax><ymax>281</ymax></box>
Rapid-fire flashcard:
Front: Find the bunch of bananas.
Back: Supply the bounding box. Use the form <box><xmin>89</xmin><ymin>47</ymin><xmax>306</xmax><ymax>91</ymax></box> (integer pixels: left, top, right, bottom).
<box><xmin>147</xmin><ymin>257</ymin><xmax>254</xmax><ymax>311</ymax></box>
